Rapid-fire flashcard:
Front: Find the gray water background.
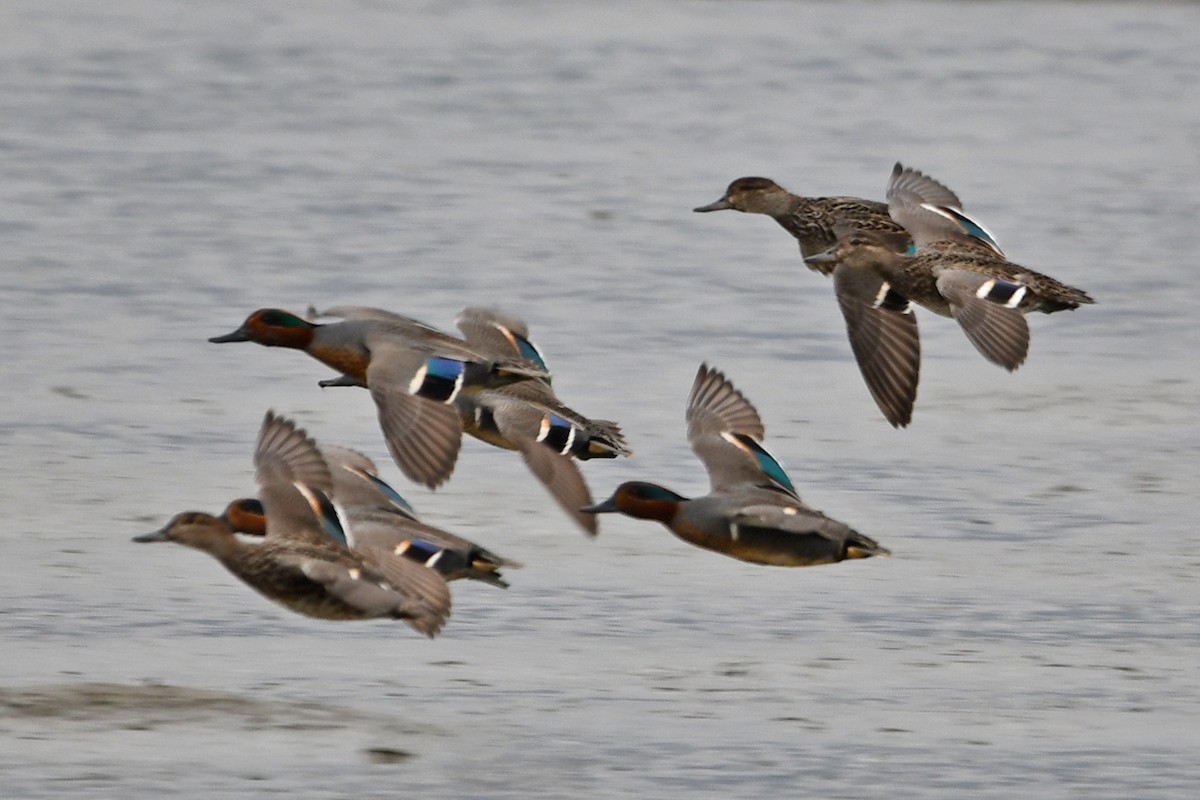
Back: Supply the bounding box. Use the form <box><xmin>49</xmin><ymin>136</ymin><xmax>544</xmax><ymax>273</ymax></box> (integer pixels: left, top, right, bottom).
<box><xmin>1</xmin><ymin>1</ymin><xmax>1198</xmax><ymax>797</ymax></box>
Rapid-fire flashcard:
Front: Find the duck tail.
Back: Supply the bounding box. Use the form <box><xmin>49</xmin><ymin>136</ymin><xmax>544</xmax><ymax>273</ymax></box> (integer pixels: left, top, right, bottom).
<box><xmin>1038</xmin><ymin>287</ymin><xmax>1095</xmax><ymax>313</ymax></box>
<box><xmin>844</xmin><ymin>532</ymin><xmax>891</xmax><ymax>560</ymax></box>
<box><xmin>1030</xmin><ymin>275</ymin><xmax>1095</xmax><ymax>313</ymax></box>
<box><xmin>576</xmin><ymin>419</ymin><xmax>633</xmax><ymax>460</ymax></box>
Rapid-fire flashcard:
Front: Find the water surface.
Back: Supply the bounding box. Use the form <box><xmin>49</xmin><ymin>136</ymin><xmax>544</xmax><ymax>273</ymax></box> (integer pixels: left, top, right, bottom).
<box><xmin>1</xmin><ymin>2</ymin><xmax>1198</xmax><ymax>797</ymax></box>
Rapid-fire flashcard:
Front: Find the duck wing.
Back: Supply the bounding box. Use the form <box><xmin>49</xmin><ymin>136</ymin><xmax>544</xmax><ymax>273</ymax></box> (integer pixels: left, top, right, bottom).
<box><xmin>455</xmin><ymin>306</ymin><xmax>549</xmax><ymax>370</ymax></box>
<box><xmin>887</xmin><ymin>163</ymin><xmax>1003</xmax><ymax>254</ymax></box>
<box><xmin>254</xmin><ymin>412</ymin><xmax>338</xmax><ymax>546</ymax></box>
<box><xmin>686</xmin><ymin>364</ymin><xmax>798</xmax><ymax>496</ymax></box>
<box><xmin>515</xmin><ymin>435</ymin><xmax>598</xmax><ymax>536</ymax></box>
<box><xmin>360</xmin><ymin>337</ymin><xmax>465</xmax><ymax>489</ymax></box>
<box><xmin>832</xmin><ymin>262</ymin><xmax>921</xmax><ymax>427</ymax></box>
<box><xmin>320</xmin><ymin>444</ymin><xmax>420</xmax><ymax>518</ymax></box>
<box><xmin>936</xmin><ymin>270</ymin><xmax>1031</xmax><ymax>371</ymax></box>
<box><xmin>289</xmin><ymin>555</ymin><xmax>450</xmax><ymax>637</ymax></box>
<box><xmin>469</xmin><ymin>391</ymin><xmax>599</xmax><ymax>536</ymax></box>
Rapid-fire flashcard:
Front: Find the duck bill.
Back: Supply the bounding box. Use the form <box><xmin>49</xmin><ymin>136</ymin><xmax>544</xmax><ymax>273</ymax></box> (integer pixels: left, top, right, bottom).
<box><xmin>208</xmin><ymin>328</ymin><xmax>250</xmax><ymax>343</ymax></box>
<box><xmin>803</xmin><ymin>247</ymin><xmax>839</xmax><ymax>268</ymax></box>
<box><xmin>580</xmin><ymin>496</ymin><xmax>619</xmax><ymax>514</ymax></box>
<box><xmin>693</xmin><ymin>198</ymin><xmax>732</xmax><ymax>213</ymax></box>
<box><xmin>318</xmin><ymin>374</ymin><xmax>365</xmax><ymax>389</ymax></box>
<box><xmin>132</xmin><ymin>528</ymin><xmax>170</xmax><ymax>543</ymax></box>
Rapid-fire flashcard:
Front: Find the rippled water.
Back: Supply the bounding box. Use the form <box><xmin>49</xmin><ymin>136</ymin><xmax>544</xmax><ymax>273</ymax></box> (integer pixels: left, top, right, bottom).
<box><xmin>2</xmin><ymin>1</ymin><xmax>1198</xmax><ymax>797</ymax></box>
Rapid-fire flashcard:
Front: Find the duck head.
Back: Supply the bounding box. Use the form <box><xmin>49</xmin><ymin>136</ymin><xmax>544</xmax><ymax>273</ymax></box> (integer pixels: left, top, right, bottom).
<box><xmin>581</xmin><ymin>481</ymin><xmax>688</xmax><ymax>524</ymax></box>
<box><xmin>209</xmin><ymin>308</ymin><xmax>317</xmax><ymax>349</ymax></box>
<box><xmin>804</xmin><ymin>228</ymin><xmax>910</xmax><ymax>270</ymax></box>
<box><xmin>133</xmin><ymin>511</ymin><xmax>238</xmax><ymax>552</ymax></box>
<box><xmin>694</xmin><ymin>177</ymin><xmax>792</xmax><ymax>216</ymax></box>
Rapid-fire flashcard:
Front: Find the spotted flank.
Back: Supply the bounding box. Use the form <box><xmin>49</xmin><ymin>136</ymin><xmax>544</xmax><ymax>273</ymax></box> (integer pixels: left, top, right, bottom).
<box><xmin>409</xmin><ymin>356</ymin><xmax>467</xmax><ymax>403</ymax></box>
<box><xmin>722</xmin><ymin>431</ymin><xmax>797</xmax><ymax>495</ymax></box>
<box><xmin>976</xmin><ymin>277</ymin><xmax>1028</xmax><ymax>308</ymax></box>
<box><xmin>536</xmin><ymin>413</ymin><xmax>577</xmax><ymax>455</ymax></box>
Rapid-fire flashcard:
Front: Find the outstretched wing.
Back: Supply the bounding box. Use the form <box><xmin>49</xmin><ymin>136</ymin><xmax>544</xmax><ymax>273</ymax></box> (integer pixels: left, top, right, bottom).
<box><xmin>686</xmin><ymin>364</ymin><xmax>797</xmax><ymax>496</ymax></box>
<box><xmin>254</xmin><ymin>412</ymin><xmax>338</xmax><ymax>546</ymax></box>
<box><xmin>887</xmin><ymin>163</ymin><xmax>1003</xmax><ymax>254</ymax></box>
<box><xmin>455</xmin><ymin>306</ymin><xmax>549</xmax><ymax>372</ymax></box>
<box><xmin>320</xmin><ymin>444</ymin><xmax>420</xmax><ymax>518</ymax></box>
<box><xmin>358</xmin><ymin>344</ymin><xmax>459</xmax><ymax>488</ymax></box>
<box><xmin>936</xmin><ymin>270</ymin><xmax>1031</xmax><ymax>371</ymax></box>
<box><xmin>832</xmin><ymin>263</ymin><xmax>921</xmax><ymax>427</ymax></box>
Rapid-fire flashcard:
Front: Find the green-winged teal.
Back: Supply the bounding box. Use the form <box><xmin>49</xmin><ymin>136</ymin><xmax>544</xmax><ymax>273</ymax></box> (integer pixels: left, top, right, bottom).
<box><xmin>306</xmin><ymin>305</ymin><xmax>632</xmax><ymax>537</ymax></box>
<box><xmin>222</xmin><ymin>445</ymin><xmax>519</xmax><ymax>588</ymax></box>
<box><xmin>209</xmin><ymin>308</ymin><xmax>548</xmax><ymax>489</ymax></box>
<box><xmin>583</xmin><ymin>365</ymin><xmax>889</xmax><ymax>567</ymax></box>
<box><xmin>454</xmin><ymin>307</ymin><xmax>631</xmax><ymax>537</ymax></box>
<box><xmin>135</xmin><ymin>412</ymin><xmax>452</xmax><ymax>636</ymax></box>
<box><xmin>696</xmin><ymin>172</ymin><xmax>1004</xmax><ymax>427</ymax></box>
<box><xmin>806</xmin><ymin>164</ymin><xmax>1094</xmax><ymax>404</ymax></box>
